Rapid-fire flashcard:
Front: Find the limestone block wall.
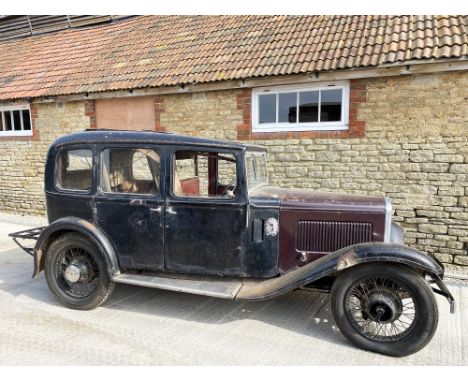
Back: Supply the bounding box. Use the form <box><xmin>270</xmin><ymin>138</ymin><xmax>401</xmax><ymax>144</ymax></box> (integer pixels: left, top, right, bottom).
<box><xmin>159</xmin><ymin>72</ymin><xmax>468</xmax><ymax>266</ymax></box>
<box><xmin>160</xmin><ymin>91</ymin><xmax>242</xmax><ymax>141</ymax></box>
<box><xmin>0</xmin><ymin>71</ymin><xmax>466</xmax><ymax>267</ymax></box>
<box><xmin>0</xmin><ymin>101</ymin><xmax>91</xmax><ymax>215</ymax></box>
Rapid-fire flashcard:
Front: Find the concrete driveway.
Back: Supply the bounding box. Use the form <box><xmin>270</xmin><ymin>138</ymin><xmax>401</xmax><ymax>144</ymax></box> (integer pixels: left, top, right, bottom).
<box><xmin>0</xmin><ymin>218</ymin><xmax>466</xmax><ymax>365</ymax></box>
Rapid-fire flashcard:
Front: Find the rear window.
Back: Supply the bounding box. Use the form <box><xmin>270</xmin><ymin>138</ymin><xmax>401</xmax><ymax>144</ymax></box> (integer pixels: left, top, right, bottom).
<box><xmin>56</xmin><ymin>149</ymin><xmax>93</xmax><ymax>191</ymax></box>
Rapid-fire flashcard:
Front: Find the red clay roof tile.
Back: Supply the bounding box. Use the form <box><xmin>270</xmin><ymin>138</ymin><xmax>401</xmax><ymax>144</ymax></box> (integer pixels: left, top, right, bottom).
<box><xmin>0</xmin><ymin>15</ymin><xmax>467</xmax><ymax>100</ymax></box>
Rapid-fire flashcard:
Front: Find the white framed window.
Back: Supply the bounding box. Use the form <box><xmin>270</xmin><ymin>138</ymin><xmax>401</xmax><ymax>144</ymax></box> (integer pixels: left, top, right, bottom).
<box><xmin>0</xmin><ymin>104</ymin><xmax>33</xmax><ymax>136</ymax></box>
<box><xmin>252</xmin><ymin>81</ymin><xmax>349</xmax><ymax>133</ymax></box>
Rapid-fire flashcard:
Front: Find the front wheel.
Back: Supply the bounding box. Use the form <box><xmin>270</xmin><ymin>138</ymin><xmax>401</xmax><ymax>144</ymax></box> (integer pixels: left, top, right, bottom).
<box><xmin>44</xmin><ymin>233</ymin><xmax>115</xmax><ymax>310</ymax></box>
<box><xmin>331</xmin><ymin>263</ymin><xmax>438</xmax><ymax>357</ymax></box>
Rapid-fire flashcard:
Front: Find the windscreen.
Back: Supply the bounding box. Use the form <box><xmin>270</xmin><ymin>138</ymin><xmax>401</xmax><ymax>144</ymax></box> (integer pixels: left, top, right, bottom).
<box><xmin>245</xmin><ymin>150</ymin><xmax>268</xmax><ymax>192</ymax></box>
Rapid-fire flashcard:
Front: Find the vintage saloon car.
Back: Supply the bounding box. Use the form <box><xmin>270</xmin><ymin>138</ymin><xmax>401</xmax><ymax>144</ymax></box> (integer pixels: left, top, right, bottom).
<box><xmin>10</xmin><ymin>129</ymin><xmax>454</xmax><ymax>357</ymax></box>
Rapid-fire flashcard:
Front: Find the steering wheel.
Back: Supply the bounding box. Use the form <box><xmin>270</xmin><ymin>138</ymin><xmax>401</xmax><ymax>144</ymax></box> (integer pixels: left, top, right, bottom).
<box><xmin>221</xmin><ymin>178</ymin><xmax>237</xmax><ymax>197</ymax></box>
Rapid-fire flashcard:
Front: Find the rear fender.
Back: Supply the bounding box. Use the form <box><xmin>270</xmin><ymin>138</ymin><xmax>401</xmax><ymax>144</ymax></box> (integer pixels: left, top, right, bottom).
<box><xmin>235</xmin><ymin>242</ymin><xmax>444</xmax><ymax>301</ymax></box>
<box><xmin>34</xmin><ymin>217</ymin><xmax>120</xmax><ymax>278</ymax></box>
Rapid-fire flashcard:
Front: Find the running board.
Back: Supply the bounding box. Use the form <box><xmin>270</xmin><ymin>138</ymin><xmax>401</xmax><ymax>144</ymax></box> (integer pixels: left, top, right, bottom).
<box><xmin>112</xmin><ymin>273</ymin><xmax>243</xmax><ymax>299</ymax></box>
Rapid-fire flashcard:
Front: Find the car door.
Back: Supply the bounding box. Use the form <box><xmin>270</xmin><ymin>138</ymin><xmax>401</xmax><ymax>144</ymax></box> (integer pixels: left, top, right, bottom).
<box><xmin>94</xmin><ymin>145</ymin><xmax>165</xmax><ymax>271</ymax></box>
<box><xmin>164</xmin><ymin>147</ymin><xmax>248</xmax><ymax>276</ymax></box>
<box><xmin>46</xmin><ymin>146</ymin><xmax>96</xmax><ymax>223</ymax></box>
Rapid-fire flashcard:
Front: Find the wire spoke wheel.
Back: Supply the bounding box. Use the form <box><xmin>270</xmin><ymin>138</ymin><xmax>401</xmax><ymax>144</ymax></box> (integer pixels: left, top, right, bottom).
<box><xmin>45</xmin><ymin>233</ymin><xmax>115</xmax><ymax>310</ymax></box>
<box><xmin>345</xmin><ymin>276</ymin><xmax>416</xmax><ymax>342</ymax></box>
<box><xmin>331</xmin><ymin>264</ymin><xmax>438</xmax><ymax>357</ymax></box>
<box><xmin>54</xmin><ymin>246</ymin><xmax>100</xmax><ymax>298</ymax></box>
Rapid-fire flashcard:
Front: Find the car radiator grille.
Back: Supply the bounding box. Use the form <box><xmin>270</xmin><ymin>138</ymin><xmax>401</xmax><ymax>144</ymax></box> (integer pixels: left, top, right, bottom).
<box><xmin>296</xmin><ymin>221</ymin><xmax>373</xmax><ymax>253</ymax></box>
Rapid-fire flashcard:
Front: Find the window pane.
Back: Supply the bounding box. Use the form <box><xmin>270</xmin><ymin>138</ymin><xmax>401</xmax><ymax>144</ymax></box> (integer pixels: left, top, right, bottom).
<box><xmin>299</xmin><ymin>91</ymin><xmax>319</xmax><ymax>123</ymax></box>
<box><xmin>174</xmin><ymin>152</ymin><xmax>207</xmax><ymax>197</ymax></box>
<box><xmin>4</xmin><ymin>112</ymin><xmax>12</xmax><ymax>130</ymax></box>
<box><xmin>13</xmin><ymin>110</ymin><xmax>21</xmax><ymax>130</ymax></box>
<box><xmin>57</xmin><ymin>149</ymin><xmax>93</xmax><ymax>191</ymax></box>
<box><xmin>245</xmin><ymin>155</ymin><xmax>255</xmax><ymax>185</ymax></box>
<box><xmin>258</xmin><ymin>94</ymin><xmax>276</xmax><ymax>124</ymax></box>
<box><xmin>320</xmin><ymin>89</ymin><xmax>342</xmax><ymax>122</ymax></box>
<box><xmin>102</xmin><ymin>148</ymin><xmax>160</xmax><ymax>194</ymax></box>
<box><xmin>174</xmin><ymin>151</ymin><xmax>237</xmax><ymax>199</ymax></box>
<box><xmin>278</xmin><ymin>92</ymin><xmax>297</xmax><ymax>123</ymax></box>
<box><xmin>254</xmin><ymin>154</ymin><xmax>268</xmax><ymax>181</ymax></box>
<box><xmin>22</xmin><ymin>110</ymin><xmax>31</xmax><ymax>130</ymax></box>
<box><xmin>132</xmin><ymin>151</ymin><xmax>153</xmax><ymax>181</ymax></box>
<box><xmin>217</xmin><ymin>154</ymin><xmax>237</xmax><ymax>198</ymax></box>
<box><xmin>0</xmin><ymin>112</ymin><xmax>3</xmax><ymax>131</ymax></box>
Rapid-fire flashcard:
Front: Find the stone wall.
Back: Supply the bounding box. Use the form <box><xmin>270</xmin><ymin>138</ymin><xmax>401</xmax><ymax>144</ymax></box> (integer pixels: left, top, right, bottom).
<box><xmin>159</xmin><ymin>72</ymin><xmax>468</xmax><ymax>267</ymax></box>
<box><xmin>0</xmin><ymin>101</ymin><xmax>91</xmax><ymax>215</ymax></box>
<box><xmin>160</xmin><ymin>91</ymin><xmax>242</xmax><ymax>140</ymax></box>
<box><xmin>0</xmin><ymin>71</ymin><xmax>466</xmax><ymax>267</ymax></box>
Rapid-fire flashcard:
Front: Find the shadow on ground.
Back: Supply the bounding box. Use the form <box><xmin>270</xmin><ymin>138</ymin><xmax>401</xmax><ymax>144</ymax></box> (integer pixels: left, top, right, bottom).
<box><xmin>1</xmin><ymin>247</ymin><xmax>351</xmax><ymax>351</ymax></box>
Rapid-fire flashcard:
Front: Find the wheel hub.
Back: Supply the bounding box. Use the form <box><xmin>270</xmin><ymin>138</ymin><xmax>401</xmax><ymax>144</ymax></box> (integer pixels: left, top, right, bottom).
<box><xmin>366</xmin><ymin>291</ymin><xmax>402</xmax><ymax>323</ymax></box>
<box><xmin>64</xmin><ymin>264</ymin><xmax>86</xmax><ymax>283</ymax></box>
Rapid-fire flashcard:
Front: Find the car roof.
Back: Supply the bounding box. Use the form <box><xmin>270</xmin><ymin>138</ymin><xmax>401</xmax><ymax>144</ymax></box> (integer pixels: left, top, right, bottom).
<box><xmin>51</xmin><ymin>129</ymin><xmax>266</xmax><ymax>152</ymax></box>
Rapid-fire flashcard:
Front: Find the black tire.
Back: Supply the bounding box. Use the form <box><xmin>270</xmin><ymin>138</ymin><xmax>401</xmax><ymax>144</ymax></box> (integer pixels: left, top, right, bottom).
<box><xmin>44</xmin><ymin>232</ymin><xmax>115</xmax><ymax>310</ymax></box>
<box><xmin>331</xmin><ymin>263</ymin><xmax>438</xmax><ymax>357</ymax></box>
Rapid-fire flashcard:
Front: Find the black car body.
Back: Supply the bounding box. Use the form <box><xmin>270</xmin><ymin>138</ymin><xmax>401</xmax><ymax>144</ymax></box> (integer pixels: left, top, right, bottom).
<box><xmin>10</xmin><ymin>129</ymin><xmax>455</xmax><ymax>357</ymax></box>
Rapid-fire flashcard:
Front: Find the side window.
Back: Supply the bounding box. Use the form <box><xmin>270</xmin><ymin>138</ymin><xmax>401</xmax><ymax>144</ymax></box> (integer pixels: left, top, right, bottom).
<box><xmin>173</xmin><ymin>151</ymin><xmax>237</xmax><ymax>199</ymax></box>
<box><xmin>101</xmin><ymin>148</ymin><xmax>160</xmax><ymax>195</ymax></box>
<box><xmin>57</xmin><ymin>149</ymin><xmax>93</xmax><ymax>191</ymax></box>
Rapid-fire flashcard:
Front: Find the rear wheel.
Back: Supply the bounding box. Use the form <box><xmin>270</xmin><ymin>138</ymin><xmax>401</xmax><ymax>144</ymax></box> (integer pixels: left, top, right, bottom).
<box><xmin>331</xmin><ymin>263</ymin><xmax>438</xmax><ymax>357</ymax></box>
<box><xmin>44</xmin><ymin>233</ymin><xmax>115</xmax><ymax>310</ymax></box>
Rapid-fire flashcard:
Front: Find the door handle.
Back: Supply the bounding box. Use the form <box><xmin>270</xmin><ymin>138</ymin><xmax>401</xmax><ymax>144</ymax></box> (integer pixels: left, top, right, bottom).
<box><xmin>166</xmin><ymin>207</ymin><xmax>177</xmax><ymax>215</ymax></box>
<box><xmin>129</xmin><ymin>199</ymin><xmax>145</xmax><ymax>206</ymax></box>
<box><xmin>150</xmin><ymin>206</ymin><xmax>162</xmax><ymax>213</ymax></box>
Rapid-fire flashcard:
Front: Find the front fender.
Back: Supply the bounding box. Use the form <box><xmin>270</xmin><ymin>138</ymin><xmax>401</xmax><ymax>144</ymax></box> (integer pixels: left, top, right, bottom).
<box><xmin>235</xmin><ymin>242</ymin><xmax>444</xmax><ymax>301</ymax></box>
<box><xmin>333</xmin><ymin>242</ymin><xmax>444</xmax><ymax>275</ymax></box>
<box><xmin>34</xmin><ymin>217</ymin><xmax>120</xmax><ymax>278</ymax></box>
